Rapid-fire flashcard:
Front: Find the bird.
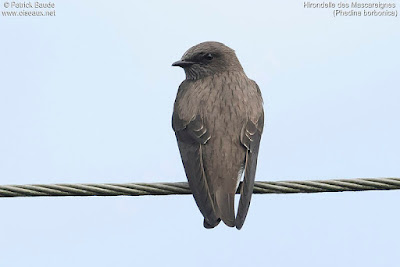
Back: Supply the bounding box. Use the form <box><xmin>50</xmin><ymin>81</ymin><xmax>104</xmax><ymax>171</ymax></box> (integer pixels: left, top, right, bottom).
<box><xmin>171</xmin><ymin>41</ymin><xmax>264</xmax><ymax>229</ymax></box>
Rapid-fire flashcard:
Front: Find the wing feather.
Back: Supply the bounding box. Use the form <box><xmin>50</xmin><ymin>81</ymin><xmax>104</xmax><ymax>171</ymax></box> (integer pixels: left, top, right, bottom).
<box><xmin>236</xmin><ymin>113</ymin><xmax>263</xmax><ymax>229</ymax></box>
<box><xmin>173</xmin><ymin>114</ymin><xmax>219</xmax><ymax>226</ymax></box>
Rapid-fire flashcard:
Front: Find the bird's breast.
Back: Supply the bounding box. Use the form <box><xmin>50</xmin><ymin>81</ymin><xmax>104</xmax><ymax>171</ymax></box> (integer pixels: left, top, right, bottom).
<box><xmin>200</xmin><ymin>72</ymin><xmax>254</xmax><ymax>133</ymax></box>
<box><xmin>176</xmin><ymin>71</ymin><xmax>262</xmax><ymax>135</ymax></box>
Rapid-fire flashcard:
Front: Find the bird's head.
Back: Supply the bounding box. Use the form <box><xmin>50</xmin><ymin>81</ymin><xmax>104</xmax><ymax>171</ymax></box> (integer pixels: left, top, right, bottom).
<box><xmin>172</xmin><ymin>41</ymin><xmax>243</xmax><ymax>80</ymax></box>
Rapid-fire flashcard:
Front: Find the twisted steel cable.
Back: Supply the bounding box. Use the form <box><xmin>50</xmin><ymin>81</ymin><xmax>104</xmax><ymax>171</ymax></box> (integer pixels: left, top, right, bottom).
<box><xmin>0</xmin><ymin>177</ymin><xmax>400</xmax><ymax>198</ymax></box>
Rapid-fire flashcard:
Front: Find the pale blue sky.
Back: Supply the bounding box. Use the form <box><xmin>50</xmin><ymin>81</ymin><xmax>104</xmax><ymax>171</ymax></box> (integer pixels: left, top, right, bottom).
<box><xmin>0</xmin><ymin>0</ymin><xmax>399</xmax><ymax>266</ymax></box>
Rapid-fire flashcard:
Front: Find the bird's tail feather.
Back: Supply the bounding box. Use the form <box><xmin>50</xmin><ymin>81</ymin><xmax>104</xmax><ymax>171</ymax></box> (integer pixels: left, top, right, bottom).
<box><xmin>203</xmin><ymin>218</ymin><xmax>221</xmax><ymax>229</ymax></box>
<box><xmin>214</xmin><ymin>192</ymin><xmax>235</xmax><ymax>227</ymax></box>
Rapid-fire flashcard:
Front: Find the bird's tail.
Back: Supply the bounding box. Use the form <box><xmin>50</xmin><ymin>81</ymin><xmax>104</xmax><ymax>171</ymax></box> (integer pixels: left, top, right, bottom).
<box><xmin>214</xmin><ymin>191</ymin><xmax>236</xmax><ymax>227</ymax></box>
<box><xmin>203</xmin><ymin>218</ymin><xmax>221</xmax><ymax>229</ymax></box>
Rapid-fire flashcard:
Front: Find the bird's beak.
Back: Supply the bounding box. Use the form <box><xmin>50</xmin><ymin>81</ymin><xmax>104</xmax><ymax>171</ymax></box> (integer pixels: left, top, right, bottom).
<box><xmin>172</xmin><ymin>60</ymin><xmax>195</xmax><ymax>68</ymax></box>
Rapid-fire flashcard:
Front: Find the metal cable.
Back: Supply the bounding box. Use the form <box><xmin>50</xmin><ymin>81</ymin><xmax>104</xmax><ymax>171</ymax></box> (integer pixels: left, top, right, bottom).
<box><xmin>0</xmin><ymin>177</ymin><xmax>399</xmax><ymax>198</ymax></box>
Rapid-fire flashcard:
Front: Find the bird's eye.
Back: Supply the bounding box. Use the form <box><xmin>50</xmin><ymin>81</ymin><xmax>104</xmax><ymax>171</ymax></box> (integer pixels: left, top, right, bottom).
<box><xmin>204</xmin><ymin>53</ymin><xmax>213</xmax><ymax>60</ymax></box>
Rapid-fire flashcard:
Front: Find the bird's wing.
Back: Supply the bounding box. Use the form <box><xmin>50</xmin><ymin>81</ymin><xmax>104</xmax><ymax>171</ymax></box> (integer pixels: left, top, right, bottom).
<box><xmin>172</xmin><ymin>114</ymin><xmax>220</xmax><ymax>226</ymax></box>
<box><xmin>236</xmin><ymin>111</ymin><xmax>264</xmax><ymax>229</ymax></box>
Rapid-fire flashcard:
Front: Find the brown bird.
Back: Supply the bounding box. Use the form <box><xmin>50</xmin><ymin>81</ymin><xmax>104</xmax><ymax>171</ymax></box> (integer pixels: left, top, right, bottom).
<box><xmin>172</xmin><ymin>41</ymin><xmax>264</xmax><ymax>229</ymax></box>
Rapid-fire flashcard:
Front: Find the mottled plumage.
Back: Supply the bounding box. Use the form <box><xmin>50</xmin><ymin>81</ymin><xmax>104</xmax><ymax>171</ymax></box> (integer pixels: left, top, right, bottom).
<box><xmin>172</xmin><ymin>41</ymin><xmax>264</xmax><ymax>229</ymax></box>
